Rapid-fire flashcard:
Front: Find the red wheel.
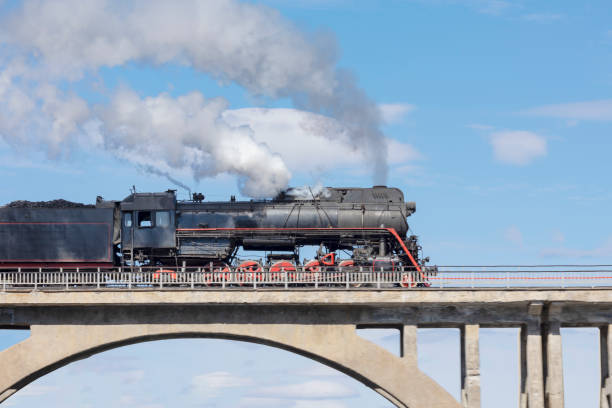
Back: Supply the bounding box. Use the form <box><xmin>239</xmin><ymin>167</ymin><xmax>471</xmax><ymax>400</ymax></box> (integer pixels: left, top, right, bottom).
<box><xmin>302</xmin><ymin>260</ymin><xmax>320</xmax><ymax>282</ymax></box>
<box><xmin>203</xmin><ymin>263</ymin><xmax>231</xmax><ymax>285</ymax></box>
<box><xmin>400</xmin><ymin>273</ymin><xmax>417</xmax><ymax>288</ymax></box>
<box><xmin>270</xmin><ymin>261</ymin><xmax>297</xmax><ymax>282</ymax></box>
<box><xmin>153</xmin><ymin>269</ymin><xmax>177</xmax><ymax>281</ymax></box>
<box><xmin>302</xmin><ymin>260</ymin><xmax>321</xmax><ymax>273</ymax></box>
<box><xmin>237</xmin><ymin>260</ymin><xmax>263</xmax><ymax>283</ymax></box>
<box><xmin>339</xmin><ymin>260</ymin><xmax>361</xmax><ymax>287</ymax></box>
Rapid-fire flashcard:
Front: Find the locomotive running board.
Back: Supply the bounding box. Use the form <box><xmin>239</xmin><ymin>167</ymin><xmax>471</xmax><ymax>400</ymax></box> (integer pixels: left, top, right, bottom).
<box><xmin>176</xmin><ymin>227</ymin><xmax>422</xmax><ymax>273</ymax></box>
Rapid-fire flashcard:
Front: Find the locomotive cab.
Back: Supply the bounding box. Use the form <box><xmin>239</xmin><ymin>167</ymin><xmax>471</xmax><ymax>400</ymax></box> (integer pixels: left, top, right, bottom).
<box><xmin>120</xmin><ymin>191</ymin><xmax>176</xmax><ymax>264</ymax></box>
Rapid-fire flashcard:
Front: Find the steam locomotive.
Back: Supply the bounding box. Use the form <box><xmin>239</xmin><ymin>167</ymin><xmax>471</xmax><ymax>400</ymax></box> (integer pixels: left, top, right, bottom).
<box><xmin>0</xmin><ymin>186</ymin><xmax>429</xmax><ymax>276</ymax></box>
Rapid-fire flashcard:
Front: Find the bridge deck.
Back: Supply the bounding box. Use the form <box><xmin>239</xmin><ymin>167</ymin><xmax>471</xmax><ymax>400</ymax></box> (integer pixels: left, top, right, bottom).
<box><xmin>1</xmin><ymin>288</ymin><xmax>611</xmax><ymax>307</ymax></box>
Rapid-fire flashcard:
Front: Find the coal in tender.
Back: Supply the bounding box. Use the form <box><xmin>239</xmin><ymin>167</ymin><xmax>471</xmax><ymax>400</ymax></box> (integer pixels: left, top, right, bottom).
<box><xmin>3</xmin><ymin>199</ymin><xmax>95</xmax><ymax>208</ymax></box>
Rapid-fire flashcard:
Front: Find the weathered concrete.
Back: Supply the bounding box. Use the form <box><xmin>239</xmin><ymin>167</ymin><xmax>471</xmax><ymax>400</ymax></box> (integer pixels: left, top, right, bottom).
<box><xmin>602</xmin><ymin>324</ymin><xmax>612</xmax><ymax>408</ymax></box>
<box><xmin>1</xmin><ymin>288</ymin><xmax>612</xmax><ymax>307</ymax></box>
<box><xmin>520</xmin><ymin>303</ymin><xmax>545</xmax><ymax>408</ymax></box>
<box><xmin>0</xmin><ymin>306</ymin><xmax>459</xmax><ymax>408</ymax></box>
<box><xmin>0</xmin><ymin>288</ymin><xmax>611</xmax><ymax>407</ymax></box>
<box><xmin>543</xmin><ymin>303</ymin><xmax>564</xmax><ymax>408</ymax></box>
<box><xmin>401</xmin><ymin>324</ymin><xmax>418</xmax><ymax>367</ymax></box>
<box><xmin>460</xmin><ymin>324</ymin><xmax>480</xmax><ymax>408</ymax></box>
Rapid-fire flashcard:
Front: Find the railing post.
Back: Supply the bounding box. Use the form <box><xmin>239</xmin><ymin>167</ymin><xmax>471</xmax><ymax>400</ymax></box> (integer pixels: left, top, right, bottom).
<box><xmin>284</xmin><ymin>269</ymin><xmax>288</xmax><ymax>289</ymax></box>
<box><xmin>191</xmin><ymin>270</ymin><xmax>195</xmax><ymax>289</ymax></box>
<box><xmin>345</xmin><ymin>267</ymin><xmax>349</xmax><ymax>289</ymax></box>
<box><xmin>561</xmin><ymin>273</ymin><xmax>565</xmax><ymax>289</ymax></box>
<box><xmin>377</xmin><ymin>268</ymin><xmax>381</xmax><ymax>289</ymax></box>
<box><xmin>62</xmin><ymin>268</ymin><xmax>67</xmax><ymax>290</ymax></box>
<box><xmin>128</xmin><ymin>269</ymin><xmax>132</xmax><ymax>289</ymax></box>
<box><xmin>314</xmin><ymin>269</ymin><xmax>318</xmax><ymax>289</ymax></box>
<box><xmin>97</xmin><ymin>267</ymin><xmax>100</xmax><ymax>289</ymax></box>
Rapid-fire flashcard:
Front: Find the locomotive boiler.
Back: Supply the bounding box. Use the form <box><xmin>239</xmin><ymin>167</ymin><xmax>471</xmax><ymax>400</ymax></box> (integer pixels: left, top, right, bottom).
<box><xmin>0</xmin><ymin>186</ymin><xmax>428</xmax><ymax>274</ymax></box>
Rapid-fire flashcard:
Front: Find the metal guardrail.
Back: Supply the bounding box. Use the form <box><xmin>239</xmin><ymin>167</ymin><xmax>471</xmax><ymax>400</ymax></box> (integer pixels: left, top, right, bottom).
<box><xmin>0</xmin><ymin>265</ymin><xmax>611</xmax><ymax>290</ymax></box>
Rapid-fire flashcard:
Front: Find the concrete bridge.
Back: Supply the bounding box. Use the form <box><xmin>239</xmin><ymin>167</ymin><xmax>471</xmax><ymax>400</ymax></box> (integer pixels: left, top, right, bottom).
<box><xmin>0</xmin><ymin>289</ymin><xmax>611</xmax><ymax>407</ymax></box>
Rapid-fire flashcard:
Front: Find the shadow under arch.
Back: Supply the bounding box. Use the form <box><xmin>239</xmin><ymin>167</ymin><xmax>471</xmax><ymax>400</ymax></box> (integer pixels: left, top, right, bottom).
<box><xmin>0</xmin><ymin>324</ymin><xmax>460</xmax><ymax>408</ymax></box>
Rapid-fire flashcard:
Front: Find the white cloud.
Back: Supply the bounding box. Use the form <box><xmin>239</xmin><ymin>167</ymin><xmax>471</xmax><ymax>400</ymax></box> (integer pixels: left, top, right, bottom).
<box><xmin>296</xmin><ymin>365</ymin><xmax>343</xmax><ymax>377</ymax></box>
<box><xmin>412</xmin><ymin>0</ymin><xmax>512</xmax><ymax>16</ymax></box>
<box><xmin>292</xmin><ymin>400</ymin><xmax>348</xmax><ymax>408</ymax></box>
<box><xmin>13</xmin><ymin>384</ymin><xmax>59</xmax><ymax>397</ymax></box>
<box><xmin>524</xmin><ymin>100</ymin><xmax>612</xmax><ymax>121</ymax></box>
<box><xmin>468</xmin><ymin>123</ymin><xmax>495</xmax><ymax>131</ymax></box>
<box><xmin>522</xmin><ymin>13</ymin><xmax>563</xmax><ymax>23</ymax></box>
<box><xmin>475</xmin><ymin>0</ymin><xmax>511</xmax><ymax>15</ymax></box>
<box><xmin>222</xmin><ymin>108</ymin><xmax>420</xmax><ymax>173</ymax></box>
<box><xmin>503</xmin><ymin>226</ymin><xmax>523</xmax><ymax>246</ymax></box>
<box><xmin>378</xmin><ymin>103</ymin><xmax>416</xmax><ymax>124</ymax></box>
<box><xmin>540</xmin><ymin>236</ymin><xmax>612</xmax><ymax>258</ymax></box>
<box><xmin>489</xmin><ymin>130</ymin><xmax>547</xmax><ymax>165</ymax></box>
<box><xmin>253</xmin><ymin>380</ymin><xmax>356</xmax><ymax>399</ymax></box>
<box><xmin>239</xmin><ymin>397</ymin><xmax>286</xmax><ymax>407</ymax></box>
<box><xmin>190</xmin><ymin>371</ymin><xmax>253</xmax><ymax>398</ymax></box>
<box><xmin>117</xmin><ymin>395</ymin><xmax>164</xmax><ymax>408</ymax></box>
<box><xmin>552</xmin><ymin>230</ymin><xmax>565</xmax><ymax>243</ymax></box>
<box><xmin>120</xmin><ymin>369</ymin><xmax>145</xmax><ymax>384</ymax></box>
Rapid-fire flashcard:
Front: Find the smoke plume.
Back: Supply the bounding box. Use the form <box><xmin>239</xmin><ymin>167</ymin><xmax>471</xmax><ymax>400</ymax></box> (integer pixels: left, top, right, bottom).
<box><xmin>138</xmin><ymin>165</ymin><xmax>192</xmax><ymax>198</ymax></box>
<box><xmin>0</xmin><ymin>0</ymin><xmax>388</xmax><ymax>196</ymax></box>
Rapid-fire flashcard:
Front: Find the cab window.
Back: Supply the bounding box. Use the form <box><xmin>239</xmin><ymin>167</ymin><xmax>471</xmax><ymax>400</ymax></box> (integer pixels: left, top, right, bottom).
<box><xmin>156</xmin><ymin>211</ymin><xmax>170</xmax><ymax>227</ymax></box>
<box><xmin>123</xmin><ymin>213</ymin><xmax>132</xmax><ymax>227</ymax></box>
<box><xmin>138</xmin><ymin>211</ymin><xmax>152</xmax><ymax>228</ymax></box>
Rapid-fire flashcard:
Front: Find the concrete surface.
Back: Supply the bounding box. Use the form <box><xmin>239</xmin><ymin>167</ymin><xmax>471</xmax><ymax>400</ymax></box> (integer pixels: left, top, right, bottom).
<box><xmin>0</xmin><ymin>288</ymin><xmax>610</xmax><ymax>408</ymax></box>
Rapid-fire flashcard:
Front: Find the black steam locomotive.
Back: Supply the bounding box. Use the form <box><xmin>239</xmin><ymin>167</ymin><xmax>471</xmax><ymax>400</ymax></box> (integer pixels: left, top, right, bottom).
<box><xmin>0</xmin><ymin>186</ymin><xmax>428</xmax><ymax>276</ymax></box>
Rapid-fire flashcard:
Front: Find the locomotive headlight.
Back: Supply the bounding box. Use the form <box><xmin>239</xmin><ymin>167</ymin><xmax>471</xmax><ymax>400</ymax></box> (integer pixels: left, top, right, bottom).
<box><xmin>405</xmin><ymin>201</ymin><xmax>416</xmax><ymax>215</ymax></box>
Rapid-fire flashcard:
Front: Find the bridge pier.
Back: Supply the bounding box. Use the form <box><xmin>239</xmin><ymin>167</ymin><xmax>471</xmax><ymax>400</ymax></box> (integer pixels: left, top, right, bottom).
<box><xmin>602</xmin><ymin>324</ymin><xmax>612</xmax><ymax>408</ymax></box>
<box><xmin>460</xmin><ymin>324</ymin><xmax>481</xmax><ymax>408</ymax></box>
<box><xmin>401</xmin><ymin>324</ymin><xmax>418</xmax><ymax>367</ymax></box>
<box><xmin>543</xmin><ymin>304</ymin><xmax>564</xmax><ymax>408</ymax></box>
<box><xmin>520</xmin><ymin>303</ymin><xmax>546</xmax><ymax>408</ymax></box>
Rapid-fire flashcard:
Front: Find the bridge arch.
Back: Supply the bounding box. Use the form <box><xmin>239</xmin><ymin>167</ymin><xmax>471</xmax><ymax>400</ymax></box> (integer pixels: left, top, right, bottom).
<box><xmin>0</xmin><ymin>323</ymin><xmax>460</xmax><ymax>408</ymax></box>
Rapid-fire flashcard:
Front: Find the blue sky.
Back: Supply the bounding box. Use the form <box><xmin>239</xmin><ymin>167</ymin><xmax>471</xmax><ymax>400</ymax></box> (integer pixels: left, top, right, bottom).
<box><xmin>0</xmin><ymin>0</ymin><xmax>611</xmax><ymax>406</ymax></box>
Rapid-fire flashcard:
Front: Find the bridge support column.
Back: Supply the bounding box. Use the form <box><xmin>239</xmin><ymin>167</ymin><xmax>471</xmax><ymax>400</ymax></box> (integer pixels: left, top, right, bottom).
<box><xmin>543</xmin><ymin>304</ymin><xmax>564</xmax><ymax>408</ymax></box>
<box><xmin>601</xmin><ymin>324</ymin><xmax>612</xmax><ymax>408</ymax></box>
<box><xmin>520</xmin><ymin>303</ymin><xmax>545</xmax><ymax>408</ymax></box>
<box><xmin>460</xmin><ymin>324</ymin><xmax>480</xmax><ymax>408</ymax></box>
<box><xmin>401</xmin><ymin>324</ymin><xmax>418</xmax><ymax>367</ymax></box>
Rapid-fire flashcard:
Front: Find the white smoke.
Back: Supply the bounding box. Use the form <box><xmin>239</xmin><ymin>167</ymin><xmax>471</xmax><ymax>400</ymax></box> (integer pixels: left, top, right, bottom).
<box><xmin>97</xmin><ymin>90</ymin><xmax>291</xmax><ymax>198</ymax></box>
<box><xmin>0</xmin><ymin>0</ymin><xmax>389</xmax><ymax>196</ymax></box>
<box><xmin>285</xmin><ymin>184</ymin><xmax>332</xmax><ymax>200</ymax></box>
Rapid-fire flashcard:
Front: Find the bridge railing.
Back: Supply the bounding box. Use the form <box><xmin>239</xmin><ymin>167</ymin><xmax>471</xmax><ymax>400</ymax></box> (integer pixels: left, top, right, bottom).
<box><xmin>0</xmin><ymin>265</ymin><xmax>611</xmax><ymax>290</ymax></box>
